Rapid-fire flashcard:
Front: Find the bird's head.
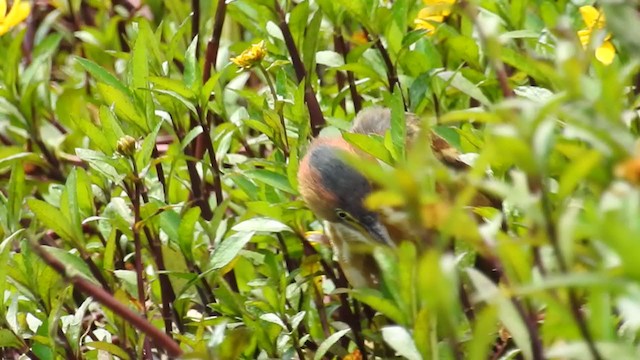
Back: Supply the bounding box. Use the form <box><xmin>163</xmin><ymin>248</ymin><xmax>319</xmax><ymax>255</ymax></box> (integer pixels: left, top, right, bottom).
<box><xmin>297</xmin><ymin>136</ymin><xmax>394</xmax><ymax>247</ymax></box>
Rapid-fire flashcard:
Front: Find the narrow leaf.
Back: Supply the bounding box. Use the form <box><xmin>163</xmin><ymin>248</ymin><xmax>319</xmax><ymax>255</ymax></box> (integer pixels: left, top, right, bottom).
<box><xmin>27</xmin><ymin>199</ymin><xmax>77</xmax><ymax>244</ymax></box>
<box><xmin>209</xmin><ymin>231</ymin><xmax>255</xmax><ymax>270</ymax></box>
<box><xmin>313</xmin><ymin>328</ymin><xmax>351</xmax><ymax>360</ymax></box>
<box><xmin>381</xmin><ymin>326</ymin><xmax>423</xmax><ymax>360</ymax></box>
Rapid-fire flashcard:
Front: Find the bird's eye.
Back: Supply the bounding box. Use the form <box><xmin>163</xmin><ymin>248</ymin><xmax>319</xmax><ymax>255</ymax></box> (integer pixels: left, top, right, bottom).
<box><xmin>336</xmin><ymin>209</ymin><xmax>350</xmax><ymax>221</ymax></box>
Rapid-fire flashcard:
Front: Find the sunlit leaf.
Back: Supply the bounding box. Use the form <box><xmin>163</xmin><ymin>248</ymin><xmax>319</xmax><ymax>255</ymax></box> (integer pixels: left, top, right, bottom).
<box><xmin>209</xmin><ymin>231</ymin><xmax>255</xmax><ymax>270</ymax></box>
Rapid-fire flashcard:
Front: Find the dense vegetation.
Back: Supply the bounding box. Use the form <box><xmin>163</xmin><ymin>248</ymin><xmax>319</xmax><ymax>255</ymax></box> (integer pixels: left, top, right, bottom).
<box><xmin>1</xmin><ymin>0</ymin><xmax>640</xmax><ymax>359</ymax></box>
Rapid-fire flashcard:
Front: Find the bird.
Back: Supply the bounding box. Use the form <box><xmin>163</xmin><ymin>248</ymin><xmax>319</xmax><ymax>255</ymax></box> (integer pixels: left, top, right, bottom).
<box><xmin>297</xmin><ymin>107</ymin><xmax>495</xmax><ymax>288</ymax></box>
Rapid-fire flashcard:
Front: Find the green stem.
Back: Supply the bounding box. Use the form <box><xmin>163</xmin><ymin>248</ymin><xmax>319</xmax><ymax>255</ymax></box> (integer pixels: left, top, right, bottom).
<box><xmin>258</xmin><ymin>63</ymin><xmax>290</xmax><ymax>155</ymax></box>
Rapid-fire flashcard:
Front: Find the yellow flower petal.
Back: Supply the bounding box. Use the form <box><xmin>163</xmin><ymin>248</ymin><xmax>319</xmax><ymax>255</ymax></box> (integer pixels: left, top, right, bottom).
<box><xmin>0</xmin><ymin>0</ymin><xmax>7</xmax><ymax>20</ymax></box>
<box><xmin>0</xmin><ymin>24</ymin><xmax>12</xmax><ymax>36</ymax></box>
<box><xmin>415</xmin><ymin>20</ymin><xmax>436</xmax><ymax>33</ymax></box>
<box><xmin>0</xmin><ymin>0</ymin><xmax>30</xmax><ymax>36</ymax></box>
<box><xmin>351</xmin><ymin>30</ymin><xmax>368</xmax><ymax>45</ymax></box>
<box><xmin>230</xmin><ymin>40</ymin><xmax>267</xmax><ymax>69</ymax></box>
<box><xmin>423</xmin><ymin>0</ymin><xmax>456</xmax><ymax>6</ymax></box>
<box><xmin>577</xmin><ymin>29</ymin><xmax>591</xmax><ymax>48</ymax></box>
<box><xmin>416</xmin><ymin>13</ymin><xmax>445</xmax><ymax>24</ymax></box>
<box><xmin>418</xmin><ymin>6</ymin><xmax>435</xmax><ymax>18</ymax></box>
<box><xmin>579</xmin><ymin>5</ymin><xmax>605</xmax><ymax>30</ymax></box>
<box><xmin>595</xmin><ymin>41</ymin><xmax>615</xmax><ymax>65</ymax></box>
<box><xmin>415</xmin><ymin>5</ymin><xmax>448</xmax><ymax>35</ymax></box>
<box><xmin>417</xmin><ymin>6</ymin><xmax>446</xmax><ymax>18</ymax></box>
<box><xmin>419</xmin><ymin>1</ymin><xmax>454</xmax><ymax>17</ymax></box>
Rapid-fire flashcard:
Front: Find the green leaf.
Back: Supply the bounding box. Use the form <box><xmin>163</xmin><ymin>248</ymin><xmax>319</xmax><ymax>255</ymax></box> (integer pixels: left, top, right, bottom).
<box><xmin>467</xmin><ymin>307</ymin><xmax>499</xmax><ymax>360</ymax></box>
<box><xmin>103</xmin><ymin>230</ymin><xmax>117</xmax><ymax>272</ymax></box>
<box><xmin>113</xmin><ymin>270</ymin><xmax>140</xmax><ymax>298</ymax></box>
<box><xmin>313</xmin><ymin>328</ymin><xmax>350</xmax><ymax>360</ymax></box>
<box><xmin>340</xmin><ymin>0</ymin><xmax>371</xmax><ymax>29</ymax></box>
<box><xmin>149</xmin><ymin>76</ymin><xmax>196</xmax><ymax>100</ymax></box>
<box><xmin>54</xmin><ymin>89</ymin><xmax>90</xmax><ymax>129</ymax></box>
<box><xmin>315</xmin><ymin>50</ymin><xmax>344</xmax><ymax>67</ymax></box>
<box><xmin>99</xmin><ymin>105</ymin><xmax>126</xmax><ymax>151</ymax></box>
<box><xmin>402</xmin><ymin>29</ymin><xmax>428</xmax><ymax>48</ymax></box>
<box><xmin>131</xmin><ymin>21</ymin><xmax>152</xmax><ymax>128</ymax></box>
<box><xmin>509</xmin><ymin>0</ymin><xmax>527</xmax><ymax>29</ymax></box>
<box><xmin>546</xmin><ymin>342</ymin><xmax>637</xmax><ymax>360</ymax></box>
<box><xmin>32</xmin><ymin>321</ymin><xmax>54</xmax><ymax>360</ymax></box>
<box><xmin>184</xmin><ymin>35</ymin><xmax>200</xmax><ymax>90</ymax></box>
<box><xmin>381</xmin><ymin>326</ymin><xmax>422</xmax><ymax>360</ymax></box>
<box><xmin>180</xmin><ymin>125</ymin><xmax>203</xmax><ymax>150</ymax></box>
<box><xmin>436</xmin><ymin>70</ymin><xmax>491</xmax><ymax>106</ymax></box>
<box><xmin>75</xmin><ymin>148</ymin><xmax>126</xmax><ymax>183</ymax></box>
<box><xmin>76</xmin><ymin>57</ymin><xmax>131</xmax><ymax>97</ymax></box>
<box><xmin>0</xmin><ymin>152</ymin><xmax>43</xmax><ymax>169</ymax></box>
<box><xmin>603</xmin><ymin>3</ymin><xmax>640</xmax><ymax>58</ymax></box>
<box><xmin>259</xmin><ymin>313</ymin><xmax>287</xmax><ymax>330</ymax></box>
<box><xmin>159</xmin><ymin>209</ymin><xmax>180</xmax><ymax>244</ymax></box>
<box><xmin>501</xmin><ymin>47</ymin><xmax>556</xmax><ymax>86</ymax></box>
<box><xmin>7</xmin><ymin>163</ymin><xmax>25</xmax><ymax>232</ymax></box>
<box><xmin>27</xmin><ymin>199</ymin><xmax>78</xmax><ymax>245</ymax></box>
<box><xmin>409</xmin><ymin>72</ymin><xmax>432</xmax><ymax>112</ymax></box>
<box><xmin>149</xmin><ymin>88</ymin><xmax>198</xmax><ymax>115</ymax></box>
<box><xmin>41</xmin><ymin>246</ymin><xmax>96</xmax><ymax>282</ymax></box>
<box><xmin>343</xmin><ymin>132</ymin><xmax>393</xmax><ymax>164</ymax></box>
<box><xmin>3</xmin><ymin>31</ymin><xmax>25</xmax><ymax>91</ymax></box>
<box><xmin>0</xmin><ymin>230</ymin><xmax>24</xmax><ymax>313</ymax></box>
<box><xmin>68</xmin><ymin>297</ymin><xmax>92</xmax><ymax>352</ymax></box>
<box><xmin>244</xmin><ymin>169</ymin><xmax>296</xmax><ymax>194</ymax></box>
<box><xmin>244</xmin><ymin>120</ymin><xmax>274</xmax><ymax>138</ymax></box>
<box><xmin>302</xmin><ymin>10</ymin><xmax>324</xmax><ymax>73</ymax></box>
<box><xmin>86</xmin><ymin>341</ymin><xmax>132</xmax><ymax>360</ymax></box>
<box><xmin>75</xmin><ymin>167</ymin><xmax>94</xmax><ymax>217</ymax></box>
<box><xmin>131</xmin><ymin>22</ymin><xmax>149</xmax><ymax>93</ymax></box>
<box><xmin>135</xmin><ymin>120</ymin><xmax>163</xmax><ymax>171</ymax></box>
<box><xmin>289</xmin><ymin>1</ymin><xmax>310</xmax><ymax>46</ymax></box>
<box><xmin>390</xmin><ymin>85</ymin><xmax>406</xmax><ymax>161</ymax></box>
<box><xmin>178</xmin><ymin>207</ymin><xmax>201</xmax><ymax>263</ymax></box>
<box><xmin>446</xmin><ymin>36</ymin><xmax>480</xmax><ymax>69</ymax></box>
<box><xmin>0</xmin><ymin>97</ymin><xmax>27</xmax><ymax>126</ymax></box>
<box><xmin>467</xmin><ymin>268</ymin><xmax>532</xmax><ymax>360</ymax></box>
<box><xmin>73</xmin><ymin>115</ymin><xmax>114</xmax><ymax>155</ymax></box>
<box><xmin>0</xmin><ymin>329</ymin><xmax>22</xmax><ymax>348</ymax></box>
<box><xmin>351</xmin><ymin>288</ymin><xmax>405</xmax><ymax>324</ymax></box>
<box><xmin>439</xmin><ymin>109</ymin><xmax>500</xmax><ymax>123</ymax></box>
<box><xmin>337</xmin><ymin>63</ymin><xmax>384</xmax><ymax>83</ymax></box>
<box><xmin>557</xmin><ymin>150</ymin><xmax>601</xmax><ymax>199</ymax></box>
<box><xmin>96</xmin><ymin>83</ymin><xmax>147</xmax><ymax>132</ymax></box>
<box><xmin>209</xmin><ymin>231</ymin><xmax>255</xmax><ymax>270</ymax></box>
<box><xmin>231</xmin><ymin>218</ymin><xmax>293</xmax><ymax>233</ymax></box>
<box><xmin>64</xmin><ymin>169</ymin><xmax>85</xmax><ymax>244</ymax></box>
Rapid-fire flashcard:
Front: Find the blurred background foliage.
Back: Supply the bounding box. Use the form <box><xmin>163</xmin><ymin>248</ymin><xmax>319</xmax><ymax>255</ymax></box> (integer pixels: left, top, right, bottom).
<box><xmin>1</xmin><ymin>0</ymin><xmax>640</xmax><ymax>359</ymax></box>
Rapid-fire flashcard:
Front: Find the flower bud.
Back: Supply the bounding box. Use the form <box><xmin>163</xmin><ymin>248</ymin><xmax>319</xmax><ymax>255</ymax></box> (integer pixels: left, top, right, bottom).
<box><xmin>116</xmin><ymin>135</ymin><xmax>137</xmax><ymax>157</ymax></box>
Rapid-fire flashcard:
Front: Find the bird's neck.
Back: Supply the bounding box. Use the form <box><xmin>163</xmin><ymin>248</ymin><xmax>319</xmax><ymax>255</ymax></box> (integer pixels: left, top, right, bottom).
<box><xmin>325</xmin><ymin>221</ymin><xmax>380</xmax><ymax>288</ymax></box>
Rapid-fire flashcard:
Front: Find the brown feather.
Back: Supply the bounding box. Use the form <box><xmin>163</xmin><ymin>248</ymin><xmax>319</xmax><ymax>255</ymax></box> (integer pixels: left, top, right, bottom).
<box><xmin>298</xmin><ymin>107</ymin><xmax>503</xmax><ymax>288</ymax></box>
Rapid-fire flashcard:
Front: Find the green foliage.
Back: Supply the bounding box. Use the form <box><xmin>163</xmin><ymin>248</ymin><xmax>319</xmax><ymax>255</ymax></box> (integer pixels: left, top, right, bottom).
<box><xmin>1</xmin><ymin>0</ymin><xmax>640</xmax><ymax>359</ymax></box>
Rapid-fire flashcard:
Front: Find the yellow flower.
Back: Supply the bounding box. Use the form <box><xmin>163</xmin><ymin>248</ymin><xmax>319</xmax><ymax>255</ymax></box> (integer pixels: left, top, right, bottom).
<box><xmin>577</xmin><ymin>5</ymin><xmax>615</xmax><ymax>65</ymax></box>
<box><xmin>616</xmin><ymin>156</ymin><xmax>640</xmax><ymax>185</ymax></box>
<box><xmin>0</xmin><ymin>0</ymin><xmax>31</xmax><ymax>36</ymax></box>
<box><xmin>414</xmin><ymin>0</ymin><xmax>456</xmax><ymax>35</ymax></box>
<box><xmin>343</xmin><ymin>349</ymin><xmax>362</xmax><ymax>360</ymax></box>
<box><xmin>351</xmin><ymin>30</ymin><xmax>369</xmax><ymax>45</ymax></box>
<box><xmin>230</xmin><ymin>40</ymin><xmax>267</xmax><ymax>69</ymax></box>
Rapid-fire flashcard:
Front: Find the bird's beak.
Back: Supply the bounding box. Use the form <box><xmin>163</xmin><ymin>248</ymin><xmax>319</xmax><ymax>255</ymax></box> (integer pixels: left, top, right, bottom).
<box><xmin>364</xmin><ymin>221</ymin><xmax>395</xmax><ymax>248</ymax></box>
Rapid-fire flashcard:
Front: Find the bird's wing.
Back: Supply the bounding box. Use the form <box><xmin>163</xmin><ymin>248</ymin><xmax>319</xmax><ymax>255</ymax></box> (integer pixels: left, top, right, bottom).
<box><xmin>350</xmin><ymin>107</ymin><xmax>467</xmax><ymax>169</ymax></box>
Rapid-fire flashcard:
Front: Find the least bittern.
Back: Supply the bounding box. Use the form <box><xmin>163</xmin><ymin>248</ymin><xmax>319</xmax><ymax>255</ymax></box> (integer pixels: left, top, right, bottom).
<box><xmin>298</xmin><ymin>107</ymin><xmax>493</xmax><ymax>288</ymax></box>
